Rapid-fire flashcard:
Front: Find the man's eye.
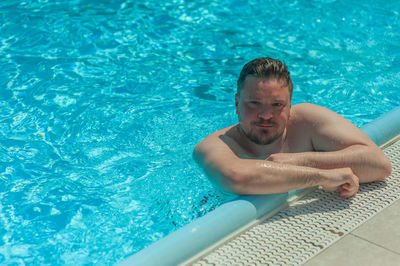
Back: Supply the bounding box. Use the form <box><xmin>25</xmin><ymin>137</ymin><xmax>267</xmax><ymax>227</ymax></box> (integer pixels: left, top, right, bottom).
<box><xmin>272</xmin><ymin>103</ymin><xmax>283</xmax><ymax>107</ymax></box>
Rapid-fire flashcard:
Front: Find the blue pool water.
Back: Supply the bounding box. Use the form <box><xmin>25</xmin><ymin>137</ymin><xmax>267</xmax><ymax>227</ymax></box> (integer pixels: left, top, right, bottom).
<box><xmin>1</xmin><ymin>0</ymin><xmax>399</xmax><ymax>264</ymax></box>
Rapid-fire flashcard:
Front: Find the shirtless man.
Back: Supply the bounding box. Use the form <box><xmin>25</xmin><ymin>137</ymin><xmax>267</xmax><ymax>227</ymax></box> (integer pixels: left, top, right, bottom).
<box><xmin>193</xmin><ymin>57</ymin><xmax>392</xmax><ymax>198</ymax></box>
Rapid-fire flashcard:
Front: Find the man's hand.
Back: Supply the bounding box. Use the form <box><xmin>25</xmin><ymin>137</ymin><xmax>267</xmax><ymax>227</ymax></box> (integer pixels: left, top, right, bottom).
<box><xmin>320</xmin><ymin>168</ymin><xmax>359</xmax><ymax>198</ymax></box>
<box><xmin>268</xmin><ymin>153</ymin><xmax>359</xmax><ymax>198</ymax></box>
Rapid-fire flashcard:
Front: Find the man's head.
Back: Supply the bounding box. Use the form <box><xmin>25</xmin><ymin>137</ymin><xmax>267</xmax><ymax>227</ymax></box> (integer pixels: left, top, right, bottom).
<box><xmin>235</xmin><ymin>57</ymin><xmax>293</xmax><ymax>145</ymax></box>
<box><xmin>237</xmin><ymin>57</ymin><xmax>293</xmax><ymax>98</ymax></box>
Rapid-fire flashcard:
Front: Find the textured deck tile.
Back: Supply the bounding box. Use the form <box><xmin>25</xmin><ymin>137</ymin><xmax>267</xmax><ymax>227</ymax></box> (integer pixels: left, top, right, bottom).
<box><xmin>352</xmin><ymin>199</ymin><xmax>400</xmax><ymax>254</ymax></box>
<box><xmin>303</xmin><ymin>234</ymin><xmax>400</xmax><ymax>266</ymax></box>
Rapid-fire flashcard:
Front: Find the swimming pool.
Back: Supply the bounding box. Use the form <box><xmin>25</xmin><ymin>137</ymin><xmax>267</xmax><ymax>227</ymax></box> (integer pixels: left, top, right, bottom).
<box><xmin>1</xmin><ymin>0</ymin><xmax>399</xmax><ymax>264</ymax></box>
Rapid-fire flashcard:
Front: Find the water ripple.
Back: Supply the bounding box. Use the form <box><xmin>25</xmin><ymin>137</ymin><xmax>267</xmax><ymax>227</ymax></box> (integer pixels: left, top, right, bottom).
<box><xmin>0</xmin><ymin>0</ymin><xmax>399</xmax><ymax>264</ymax></box>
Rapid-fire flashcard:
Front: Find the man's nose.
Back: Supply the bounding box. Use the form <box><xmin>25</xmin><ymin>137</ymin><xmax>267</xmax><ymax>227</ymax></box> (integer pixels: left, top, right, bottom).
<box><xmin>257</xmin><ymin>107</ymin><xmax>273</xmax><ymax>120</ymax></box>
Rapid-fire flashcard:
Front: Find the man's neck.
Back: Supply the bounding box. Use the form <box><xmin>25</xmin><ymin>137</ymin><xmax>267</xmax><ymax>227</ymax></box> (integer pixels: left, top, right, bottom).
<box><xmin>237</xmin><ymin>126</ymin><xmax>287</xmax><ymax>159</ymax></box>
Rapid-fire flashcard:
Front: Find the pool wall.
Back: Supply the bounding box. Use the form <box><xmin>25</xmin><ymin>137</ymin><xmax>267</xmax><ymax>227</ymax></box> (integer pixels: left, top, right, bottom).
<box><xmin>119</xmin><ymin>106</ymin><xmax>400</xmax><ymax>266</ymax></box>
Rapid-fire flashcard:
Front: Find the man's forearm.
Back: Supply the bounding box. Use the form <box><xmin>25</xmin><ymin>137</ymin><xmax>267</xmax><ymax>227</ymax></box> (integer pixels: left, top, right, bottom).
<box><xmin>234</xmin><ymin>160</ymin><xmax>322</xmax><ymax>194</ymax></box>
<box><xmin>268</xmin><ymin>145</ymin><xmax>391</xmax><ymax>183</ymax></box>
<box><xmin>230</xmin><ymin>159</ymin><xmax>357</xmax><ymax>197</ymax></box>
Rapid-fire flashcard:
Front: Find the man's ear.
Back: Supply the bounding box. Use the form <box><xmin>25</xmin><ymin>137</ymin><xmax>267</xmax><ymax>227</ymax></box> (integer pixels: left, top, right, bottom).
<box><xmin>235</xmin><ymin>94</ymin><xmax>239</xmax><ymax>114</ymax></box>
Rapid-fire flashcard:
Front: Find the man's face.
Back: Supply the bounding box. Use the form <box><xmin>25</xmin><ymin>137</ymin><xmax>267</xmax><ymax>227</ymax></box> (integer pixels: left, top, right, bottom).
<box><xmin>235</xmin><ymin>76</ymin><xmax>292</xmax><ymax>145</ymax></box>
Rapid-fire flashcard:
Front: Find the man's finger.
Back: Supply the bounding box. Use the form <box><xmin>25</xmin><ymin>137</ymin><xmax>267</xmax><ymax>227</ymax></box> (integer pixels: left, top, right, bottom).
<box><xmin>340</xmin><ymin>186</ymin><xmax>357</xmax><ymax>198</ymax></box>
<box><xmin>340</xmin><ymin>183</ymin><xmax>350</xmax><ymax>190</ymax></box>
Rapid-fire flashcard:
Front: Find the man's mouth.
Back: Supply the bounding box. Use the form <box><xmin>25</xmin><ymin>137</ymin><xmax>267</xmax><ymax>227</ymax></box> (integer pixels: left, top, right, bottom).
<box><xmin>254</xmin><ymin>123</ymin><xmax>274</xmax><ymax>128</ymax></box>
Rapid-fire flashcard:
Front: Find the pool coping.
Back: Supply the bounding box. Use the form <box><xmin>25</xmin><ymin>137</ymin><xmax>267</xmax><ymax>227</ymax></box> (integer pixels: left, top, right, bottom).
<box><xmin>118</xmin><ymin>106</ymin><xmax>400</xmax><ymax>266</ymax></box>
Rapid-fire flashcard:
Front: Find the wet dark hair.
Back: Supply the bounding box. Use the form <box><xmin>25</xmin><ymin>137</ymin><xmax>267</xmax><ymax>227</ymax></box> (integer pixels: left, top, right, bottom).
<box><xmin>237</xmin><ymin>57</ymin><xmax>293</xmax><ymax>97</ymax></box>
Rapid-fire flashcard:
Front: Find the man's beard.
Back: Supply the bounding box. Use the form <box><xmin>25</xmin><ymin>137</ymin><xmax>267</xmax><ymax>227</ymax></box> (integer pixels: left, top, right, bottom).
<box><xmin>239</xmin><ymin>123</ymin><xmax>284</xmax><ymax>145</ymax></box>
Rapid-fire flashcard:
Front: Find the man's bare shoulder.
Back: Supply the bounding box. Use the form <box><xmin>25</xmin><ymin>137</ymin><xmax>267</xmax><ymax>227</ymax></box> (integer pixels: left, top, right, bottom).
<box><xmin>291</xmin><ymin>103</ymin><xmax>375</xmax><ymax>150</ymax></box>
<box><xmin>291</xmin><ymin>102</ymin><xmax>362</xmax><ymax>128</ymax></box>
<box><xmin>289</xmin><ymin>102</ymin><xmax>349</xmax><ymax>130</ymax></box>
<box><xmin>197</xmin><ymin>125</ymin><xmax>237</xmax><ymax>146</ymax></box>
<box><xmin>290</xmin><ymin>103</ymin><xmax>332</xmax><ymax>122</ymax></box>
<box><xmin>194</xmin><ymin>125</ymin><xmax>248</xmax><ymax>158</ymax></box>
<box><xmin>210</xmin><ymin>125</ymin><xmax>238</xmax><ymax>138</ymax></box>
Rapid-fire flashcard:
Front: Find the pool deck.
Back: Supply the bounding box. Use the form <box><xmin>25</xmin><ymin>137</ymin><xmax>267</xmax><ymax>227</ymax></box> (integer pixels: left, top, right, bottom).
<box><xmin>304</xmin><ymin>135</ymin><xmax>400</xmax><ymax>266</ymax></box>
<box><xmin>191</xmin><ymin>135</ymin><xmax>400</xmax><ymax>266</ymax></box>
<box><xmin>304</xmin><ymin>198</ymin><xmax>400</xmax><ymax>265</ymax></box>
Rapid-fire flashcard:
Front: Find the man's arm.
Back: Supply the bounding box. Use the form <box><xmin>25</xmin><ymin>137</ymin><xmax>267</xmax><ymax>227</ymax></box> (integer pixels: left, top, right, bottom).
<box><xmin>267</xmin><ymin>104</ymin><xmax>392</xmax><ymax>182</ymax></box>
<box><xmin>193</xmin><ymin>130</ymin><xmax>359</xmax><ymax>198</ymax></box>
